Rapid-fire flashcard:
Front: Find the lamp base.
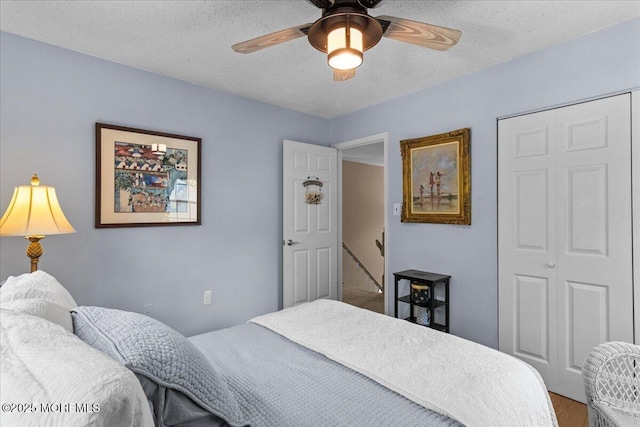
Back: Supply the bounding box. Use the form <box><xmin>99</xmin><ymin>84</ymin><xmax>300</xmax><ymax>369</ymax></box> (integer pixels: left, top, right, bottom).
<box><xmin>25</xmin><ymin>235</ymin><xmax>45</xmax><ymax>273</ymax></box>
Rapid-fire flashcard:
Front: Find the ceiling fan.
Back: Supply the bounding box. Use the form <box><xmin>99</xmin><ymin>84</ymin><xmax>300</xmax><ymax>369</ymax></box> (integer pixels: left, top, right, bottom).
<box><xmin>232</xmin><ymin>0</ymin><xmax>462</xmax><ymax>81</ymax></box>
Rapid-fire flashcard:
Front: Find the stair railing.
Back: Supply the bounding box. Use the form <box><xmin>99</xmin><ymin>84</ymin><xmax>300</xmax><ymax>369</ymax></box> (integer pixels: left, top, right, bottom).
<box><xmin>342</xmin><ymin>242</ymin><xmax>383</xmax><ymax>293</ymax></box>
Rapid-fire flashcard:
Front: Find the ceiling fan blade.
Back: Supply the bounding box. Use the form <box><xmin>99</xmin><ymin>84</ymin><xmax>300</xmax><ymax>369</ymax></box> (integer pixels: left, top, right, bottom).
<box><xmin>333</xmin><ymin>68</ymin><xmax>356</xmax><ymax>81</ymax></box>
<box><xmin>232</xmin><ymin>23</ymin><xmax>313</xmax><ymax>54</ymax></box>
<box><xmin>377</xmin><ymin>15</ymin><xmax>461</xmax><ymax>51</ymax></box>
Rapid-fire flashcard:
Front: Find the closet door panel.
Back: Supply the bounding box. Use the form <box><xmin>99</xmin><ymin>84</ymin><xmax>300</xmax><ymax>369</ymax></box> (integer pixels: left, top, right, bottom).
<box><xmin>498</xmin><ymin>110</ymin><xmax>558</xmax><ymax>388</ymax></box>
<box><xmin>555</xmin><ymin>94</ymin><xmax>632</xmax><ymax>401</ymax></box>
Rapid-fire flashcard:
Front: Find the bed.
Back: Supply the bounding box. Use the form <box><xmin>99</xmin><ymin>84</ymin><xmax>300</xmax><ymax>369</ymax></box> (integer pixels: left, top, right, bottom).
<box><xmin>0</xmin><ymin>271</ymin><xmax>558</xmax><ymax>426</ymax></box>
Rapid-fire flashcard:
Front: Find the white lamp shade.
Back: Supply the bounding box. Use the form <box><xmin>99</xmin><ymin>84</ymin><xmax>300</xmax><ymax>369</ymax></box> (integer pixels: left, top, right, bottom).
<box><xmin>0</xmin><ymin>183</ymin><xmax>76</xmax><ymax>236</ymax></box>
<box><xmin>327</xmin><ymin>25</ymin><xmax>364</xmax><ymax>70</ymax></box>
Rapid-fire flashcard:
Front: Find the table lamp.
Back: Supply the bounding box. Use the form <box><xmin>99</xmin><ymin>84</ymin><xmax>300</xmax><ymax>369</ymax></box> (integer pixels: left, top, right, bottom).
<box><xmin>0</xmin><ymin>174</ymin><xmax>76</xmax><ymax>272</ymax></box>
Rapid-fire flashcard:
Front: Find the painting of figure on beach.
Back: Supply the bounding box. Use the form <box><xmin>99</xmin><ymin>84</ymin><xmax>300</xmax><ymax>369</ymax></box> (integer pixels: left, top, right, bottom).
<box><xmin>401</xmin><ymin>128</ymin><xmax>471</xmax><ymax>224</ymax></box>
<box><xmin>411</xmin><ymin>141</ymin><xmax>460</xmax><ymax>214</ymax></box>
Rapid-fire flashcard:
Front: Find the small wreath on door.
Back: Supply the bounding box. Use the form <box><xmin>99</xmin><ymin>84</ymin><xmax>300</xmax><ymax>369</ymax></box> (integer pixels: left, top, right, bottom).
<box><xmin>303</xmin><ymin>177</ymin><xmax>324</xmax><ymax>205</ymax></box>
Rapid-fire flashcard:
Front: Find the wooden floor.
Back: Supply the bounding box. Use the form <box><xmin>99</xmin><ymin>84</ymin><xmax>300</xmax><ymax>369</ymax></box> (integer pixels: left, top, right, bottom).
<box><xmin>342</xmin><ymin>287</ymin><xmax>385</xmax><ymax>314</ymax></box>
<box><xmin>550</xmin><ymin>392</ymin><xmax>588</xmax><ymax>427</ymax></box>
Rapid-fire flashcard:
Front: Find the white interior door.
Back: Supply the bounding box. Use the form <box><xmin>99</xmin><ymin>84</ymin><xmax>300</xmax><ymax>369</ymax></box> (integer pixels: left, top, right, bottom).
<box><xmin>498</xmin><ymin>94</ymin><xmax>633</xmax><ymax>402</ymax></box>
<box><xmin>283</xmin><ymin>140</ymin><xmax>338</xmax><ymax>309</ymax></box>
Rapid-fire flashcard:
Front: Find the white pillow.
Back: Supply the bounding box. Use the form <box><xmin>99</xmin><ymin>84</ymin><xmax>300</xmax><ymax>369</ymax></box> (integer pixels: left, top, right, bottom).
<box><xmin>0</xmin><ymin>308</ymin><xmax>154</xmax><ymax>427</ymax></box>
<box><xmin>1</xmin><ymin>298</ymin><xmax>73</xmax><ymax>332</ymax></box>
<box><xmin>0</xmin><ymin>270</ymin><xmax>77</xmax><ymax>309</ymax></box>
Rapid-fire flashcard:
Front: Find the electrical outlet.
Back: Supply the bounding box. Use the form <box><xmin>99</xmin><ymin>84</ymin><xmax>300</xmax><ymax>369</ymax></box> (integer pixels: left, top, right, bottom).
<box><xmin>203</xmin><ymin>290</ymin><xmax>212</xmax><ymax>305</ymax></box>
<box><xmin>393</xmin><ymin>203</ymin><xmax>401</xmax><ymax>216</ymax></box>
<box><xmin>143</xmin><ymin>304</ymin><xmax>153</xmax><ymax>317</ymax></box>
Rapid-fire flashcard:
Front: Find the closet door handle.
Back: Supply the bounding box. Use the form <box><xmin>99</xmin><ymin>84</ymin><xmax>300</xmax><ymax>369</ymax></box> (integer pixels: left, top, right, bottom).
<box><xmin>547</xmin><ymin>261</ymin><xmax>556</xmax><ymax>268</ymax></box>
<box><xmin>285</xmin><ymin>239</ymin><xmax>300</xmax><ymax>246</ymax></box>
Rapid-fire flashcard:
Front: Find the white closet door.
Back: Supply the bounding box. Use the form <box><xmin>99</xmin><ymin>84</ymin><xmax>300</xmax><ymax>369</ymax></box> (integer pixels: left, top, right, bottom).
<box><xmin>554</xmin><ymin>95</ymin><xmax>633</xmax><ymax>399</ymax></box>
<box><xmin>498</xmin><ymin>109</ymin><xmax>559</xmax><ymax>390</ymax></box>
<box><xmin>498</xmin><ymin>94</ymin><xmax>633</xmax><ymax>403</ymax></box>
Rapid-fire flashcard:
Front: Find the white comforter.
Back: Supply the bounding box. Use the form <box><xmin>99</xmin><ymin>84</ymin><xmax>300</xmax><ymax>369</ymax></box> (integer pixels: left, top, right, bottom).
<box><xmin>251</xmin><ymin>299</ymin><xmax>558</xmax><ymax>427</ymax></box>
<box><xmin>0</xmin><ymin>308</ymin><xmax>153</xmax><ymax>427</ymax></box>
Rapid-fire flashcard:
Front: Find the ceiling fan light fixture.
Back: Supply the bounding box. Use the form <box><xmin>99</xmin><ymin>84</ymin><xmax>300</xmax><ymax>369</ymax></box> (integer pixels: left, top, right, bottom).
<box><xmin>233</xmin><ymin>2</ymin><xmax>462</xmax><ymax>82</ymax></box>
<box><xmin>327</xmin><ymin>19</ymin><xmax>363</xmax><ymax>70</ymax></box>
<box><xmin>307</xmin><ymin>9</ymin><xmax>384</xmax><ymax>75</ymax></box>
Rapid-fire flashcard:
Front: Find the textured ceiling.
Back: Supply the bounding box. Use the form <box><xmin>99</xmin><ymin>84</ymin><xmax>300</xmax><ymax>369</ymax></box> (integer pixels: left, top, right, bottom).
<box><xmin>1</xmin><ymin>1</ymin><xmax>638</xmax><ymax>118</ymax></box>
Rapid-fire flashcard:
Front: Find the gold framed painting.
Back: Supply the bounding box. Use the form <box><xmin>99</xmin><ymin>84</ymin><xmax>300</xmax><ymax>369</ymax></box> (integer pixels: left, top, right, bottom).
<box><xmin>95</xmin><ymin>123</ymin><xmax>201</xmax><ymax>228</ymax></box>
<box><xmin>400</xmin><ymin>128</ymin><xmax>470</xmax><ymax>224</ymax></box>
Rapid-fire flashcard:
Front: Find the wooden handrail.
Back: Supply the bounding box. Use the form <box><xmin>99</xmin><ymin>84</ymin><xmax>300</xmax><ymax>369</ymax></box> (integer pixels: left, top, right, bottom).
<box><xmin>342</xmin><ymin>242</ymin><xmax>383</xmax><ymax>292</ymax></box>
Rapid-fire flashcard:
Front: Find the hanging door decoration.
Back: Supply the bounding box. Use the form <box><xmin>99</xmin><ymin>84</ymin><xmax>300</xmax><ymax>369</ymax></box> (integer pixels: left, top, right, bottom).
<box><xmin>303</xmin><ymin>177</ymin><xmax>324</xmax><ymax>205</ymax></box>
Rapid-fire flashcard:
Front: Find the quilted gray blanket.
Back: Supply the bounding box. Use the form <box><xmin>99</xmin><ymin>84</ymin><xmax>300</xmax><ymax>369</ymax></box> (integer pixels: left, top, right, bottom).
<box><xmin>190</xmin><ymin>323</ymin><xmax>463</xmax><ymax>427</ymax></box>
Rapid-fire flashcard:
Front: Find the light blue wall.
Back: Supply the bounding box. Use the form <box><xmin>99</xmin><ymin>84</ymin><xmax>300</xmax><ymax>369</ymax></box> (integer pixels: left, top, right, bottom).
<box><xmin>330</xmin><ymin>18</ymin><xmax>640</xmax><ymax>347</ymax></box>
<box><xmin>0</xmin><ymin>32</ymin><xmax>330</xmax><ymax>336</ymax></box>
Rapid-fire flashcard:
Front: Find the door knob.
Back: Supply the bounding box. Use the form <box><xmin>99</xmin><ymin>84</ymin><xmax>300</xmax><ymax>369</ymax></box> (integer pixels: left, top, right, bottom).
<box><xmin>285</xmin><ymin>239</ymin><xmax>300</xmax><ymax>246</ymax></box>
<box><xmin>547</xmin><ymin>261</ymin><xmax>556</xmax><ymax>268</ymax></box>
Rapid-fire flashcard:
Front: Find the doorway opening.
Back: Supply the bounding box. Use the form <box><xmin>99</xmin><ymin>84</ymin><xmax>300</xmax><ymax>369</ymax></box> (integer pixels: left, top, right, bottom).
<box><xmin>334</xmin><ymin>133</ymin><xmax>389</xmax><ymax>315</ymax></box>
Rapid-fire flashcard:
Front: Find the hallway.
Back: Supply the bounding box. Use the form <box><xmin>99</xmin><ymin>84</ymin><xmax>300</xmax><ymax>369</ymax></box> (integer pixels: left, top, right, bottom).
<box><xmin>343</xmin><ymin>287</ymin><xmax>384</xmax><ymax>314</ymax></box>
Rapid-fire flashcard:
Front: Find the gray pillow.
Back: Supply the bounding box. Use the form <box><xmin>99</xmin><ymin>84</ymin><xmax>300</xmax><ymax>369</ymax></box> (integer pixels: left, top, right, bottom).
<box><xmin>72</xmin><ymin>306</ymin><xmax>246</xmax><ymax>427</ymax></box>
